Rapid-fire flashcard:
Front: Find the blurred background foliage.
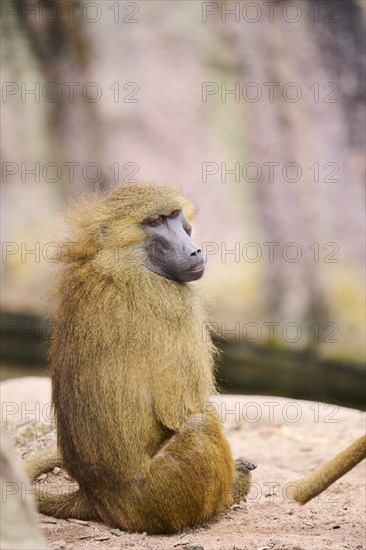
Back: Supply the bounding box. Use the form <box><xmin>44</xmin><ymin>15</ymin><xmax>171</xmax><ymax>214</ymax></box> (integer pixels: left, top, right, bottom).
<box><xmin>1</xmin><ymin>0</ymin><xmax>365</xmax><ymax>406</ymax></box>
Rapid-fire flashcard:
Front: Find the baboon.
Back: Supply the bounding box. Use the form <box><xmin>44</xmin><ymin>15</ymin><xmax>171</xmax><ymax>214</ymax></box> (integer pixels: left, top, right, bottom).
<box><xmin>288</xmin><ymin>434</ymin><xmax>366</xmax><ymax>505</ymax></box>
<box><xmin>24</xmin><ymin>183</ymin><xmax>256</xmax><ymax>534</ymax></box>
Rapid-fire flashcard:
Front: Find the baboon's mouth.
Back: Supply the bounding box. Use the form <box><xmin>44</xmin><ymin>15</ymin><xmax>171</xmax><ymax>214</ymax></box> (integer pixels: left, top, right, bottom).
<box><xmin>188</xmin><ymin>263</ymin><xmax>204</xmax><ymax>273</ymax></box>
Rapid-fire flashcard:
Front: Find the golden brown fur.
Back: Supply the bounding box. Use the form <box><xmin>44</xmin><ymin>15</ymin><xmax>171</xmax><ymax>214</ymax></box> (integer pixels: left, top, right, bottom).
<box><xmin>24</xmin><ymin>183</ymin><xmax>253</xmax><ymax>534</ymax></box>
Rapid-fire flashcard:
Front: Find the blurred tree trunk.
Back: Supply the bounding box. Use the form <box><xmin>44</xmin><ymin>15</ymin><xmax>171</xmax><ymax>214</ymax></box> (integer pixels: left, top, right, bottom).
<box><xmin>3</xmin><ymin>0</ymin><xmax>103</xmax><ymax>195</ymax></box>
<box><xmin>2</xmin><ymin>0</ymin><xmax>365</xmax><ymax>363</ymax></box>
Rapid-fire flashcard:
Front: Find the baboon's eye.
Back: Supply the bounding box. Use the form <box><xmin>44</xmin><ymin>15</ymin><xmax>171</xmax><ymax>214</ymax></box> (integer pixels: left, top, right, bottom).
<box><xmin>168</xmin><ymin>209</ymin><xmax>180</xmax><ymax>219</ymax></box>
<box><xmin>147</xmin><ymin>217</ymin><xmax>163</xmax><ymax>227</ymax></box>
<box><xmin>184</xmin><ymin>223</ymin><xmax>192</xmax><ymax>236</ymax></box>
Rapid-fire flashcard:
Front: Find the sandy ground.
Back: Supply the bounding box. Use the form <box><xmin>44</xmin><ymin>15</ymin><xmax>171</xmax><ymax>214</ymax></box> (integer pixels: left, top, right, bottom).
<box><xmin>1</xmin><ymin>377</ymin><xmax>365</xmax><ymax>550</ymax></box>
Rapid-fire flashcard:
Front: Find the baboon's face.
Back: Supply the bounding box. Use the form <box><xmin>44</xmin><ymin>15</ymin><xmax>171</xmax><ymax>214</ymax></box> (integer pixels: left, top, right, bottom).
<box><xmin>142</xmin><ymin>209</ymin><xmax>204</xmax><ymax>283</ymax></box>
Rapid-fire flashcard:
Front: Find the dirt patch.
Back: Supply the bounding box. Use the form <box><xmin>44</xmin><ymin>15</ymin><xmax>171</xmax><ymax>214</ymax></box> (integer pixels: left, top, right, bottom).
<box><xmin>22</xmin><ymin>395</ymin><xmax>365</xmax><ymax>550</ymax></box>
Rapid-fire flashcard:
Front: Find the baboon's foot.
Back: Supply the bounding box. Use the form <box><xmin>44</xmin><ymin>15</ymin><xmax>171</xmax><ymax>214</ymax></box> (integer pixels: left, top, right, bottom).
<box><xmin>232</xmin><ymin>457</ymin><xmax>257</xmax><ymax>504</ymax></box>
<box><xmin>235</xmin><ymin>457</ymin><xmax>257</xmax><ymax>473</ymax></box>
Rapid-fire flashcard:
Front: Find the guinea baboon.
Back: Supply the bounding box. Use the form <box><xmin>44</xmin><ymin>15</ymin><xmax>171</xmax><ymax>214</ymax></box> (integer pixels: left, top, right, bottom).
<box><xmin>24</xmin><ymin>183</ymin><xmax>256</xmax><ymax>534</ymax></box>
<box><xmin>288</xmin><ymin>434</ymin><xmax>366</xmax><ymax>505</ymax></box>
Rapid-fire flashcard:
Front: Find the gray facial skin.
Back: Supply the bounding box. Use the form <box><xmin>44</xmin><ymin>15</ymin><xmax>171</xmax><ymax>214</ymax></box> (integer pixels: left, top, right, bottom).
<box><xmin>142</xmin><ymin>209</ymin><xmax>204</xmax><ymax>283</ymax></box>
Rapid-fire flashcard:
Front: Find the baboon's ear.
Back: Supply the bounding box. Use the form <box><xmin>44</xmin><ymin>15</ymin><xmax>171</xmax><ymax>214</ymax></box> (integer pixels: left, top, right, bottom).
<box><xmin>100</xmin><ymin>223</ymin><xmax>107</xmax><ymax>236</ymax></box>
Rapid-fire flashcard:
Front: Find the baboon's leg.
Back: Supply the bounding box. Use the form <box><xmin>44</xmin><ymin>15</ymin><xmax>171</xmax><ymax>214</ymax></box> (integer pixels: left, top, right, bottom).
<box><xmin>107</xmin><ymin>414</ymin><xmax>235</xmax><ymax>534</ymax></box>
